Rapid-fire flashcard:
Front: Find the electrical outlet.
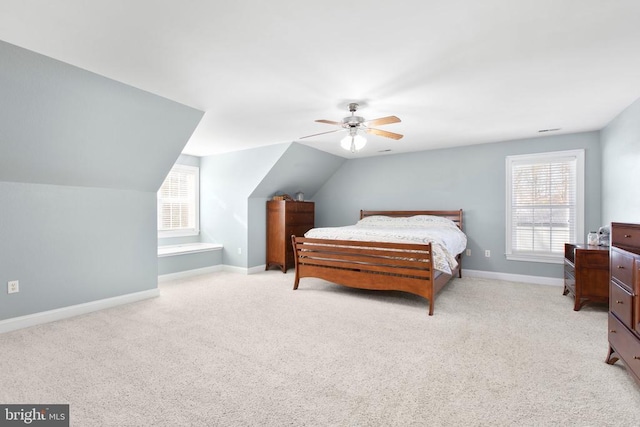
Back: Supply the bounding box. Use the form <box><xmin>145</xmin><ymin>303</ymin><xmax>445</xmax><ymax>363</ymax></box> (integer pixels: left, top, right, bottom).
<box><xmin>485</xmin><ymin>250</ymin><xmax>491</xmax><ymax>257</ymax></box>
<box><xmin>466</xmin><ymin>249</ymin><xmax>471</xmax><ymax>257</ymax></box>
<box><xmin>237</xmin><ymin>247</ymin><xmax>242</xmax><ymax>255</ymax></box>
<box><xmin>8</xmin><ymin>280</ymin><xmax>19</xmax><ymax>294</ymax></box>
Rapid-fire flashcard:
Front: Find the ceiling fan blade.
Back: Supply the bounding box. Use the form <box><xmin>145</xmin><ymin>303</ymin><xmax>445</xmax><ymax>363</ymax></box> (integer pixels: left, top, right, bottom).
<box><xmin>315</xmin><ymin>119</ymin><xmax>342</xmax><ymax>126</ymax></box>
<box><xmin>364</xmin><ymin>115</ymin><xmax>401</xmax><ymax>127</ymax></box>
<box><xmin>299</xmin><ymin>128</ymin><xmax>345</xmax><ymax>139</ymax></box>
<box><xmin>365</xmin><ymin>128</ymin><xmax>404</xmax><ymax>140</ymax></box>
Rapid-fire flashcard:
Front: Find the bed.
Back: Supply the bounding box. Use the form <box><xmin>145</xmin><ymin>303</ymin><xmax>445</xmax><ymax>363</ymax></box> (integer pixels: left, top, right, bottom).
<box><xmin>291</xmin><ymin>210</ymin><xmax>466</xmax><ymax>315</ymax></box>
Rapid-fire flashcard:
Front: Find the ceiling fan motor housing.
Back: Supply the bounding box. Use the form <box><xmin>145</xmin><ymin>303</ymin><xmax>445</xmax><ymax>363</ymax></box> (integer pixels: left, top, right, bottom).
<box><xmin>342</xmin><ymin>115</ymin><xmax>365</xmax><ymax>127</ymax></box>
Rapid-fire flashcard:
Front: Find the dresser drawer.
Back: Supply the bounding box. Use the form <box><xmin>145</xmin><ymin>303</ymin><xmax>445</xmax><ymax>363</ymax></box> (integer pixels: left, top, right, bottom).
<box><xmin>580</xmin><ymin>250</ymin><xmax>609</xmax><ymax>269</ymax></box>
<box><xmin>285</xmin><ymin>201</ymin><xmax>315</xmax><ymax>213</ymax></box>
<box><xmin>287</xmin><ymin>212</ymin><xmax>314</xmax><ymax>226</ymax></box>
<box><xmin>564</xmin><ymin>263</ymin><xmax>575</xmax><ymax>280</ymax></box>
<box><xmin>611</xmin><ymin>248</ymin><xmax>634</xmax><ymax>287</ymax></box>
<box><xmin>286</xmin><ymin>224</ymin><xmax>313</xmax><ymax>238</ymax></box>
<box><xmin>610</xmin><ymin>281</ymin><xmax>633</xmax><ymax>328</ymax></box>
<box><xmin>608</xmin><ymin>313</ymin><xmax>640</xmax><ymax>379</ymax></box>
<box><xmin>564</xmin><ymin>266</ymin><xmax>575</xmax><ymax>292</ymax></box>
<box><xmin>611</xmin><ymin>223</ymin><xmax>640</xmax><ymax>249</ymax></box>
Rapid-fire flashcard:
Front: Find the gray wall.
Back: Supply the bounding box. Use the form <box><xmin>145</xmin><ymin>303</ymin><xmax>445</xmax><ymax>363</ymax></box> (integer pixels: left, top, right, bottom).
<box><xmin>200</xmin><ymin>144</ymin><xmax>290</xmax><ymax>268</ymax></box>
<box><xmin>313</xmin><ymin>132</ymin><xmax>602</xmax><ymax>279</ymax></box>
<box><xmin>602</xmin><ymin>97</ymin><xmax>640</xmax><ymax>225</ymax></box>
<box><xmin>0</xmin><ymin>42</ymin><xmax>203</xmax><ymax>321</ymax></box>
<box><xmin>200</xmin><ymin>142</ymin><xmax>345</xmax><ymax>268</ymax></box>
<box><xmin>158</xmin><ymin>250</ymin><xmax>222</xmax><ymax>276</ymax></box>
<box><xmin>0</xmin><ymin>182</ymin><xmax>156</xmax><ymax>319</ymax></box>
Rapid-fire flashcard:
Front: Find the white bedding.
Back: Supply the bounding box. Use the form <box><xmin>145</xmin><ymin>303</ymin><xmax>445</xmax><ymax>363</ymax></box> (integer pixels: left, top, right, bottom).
<box><xmin>304</xmin><ymin>215</ymin><xmax>467</xmax><ymax>274</ymax></box>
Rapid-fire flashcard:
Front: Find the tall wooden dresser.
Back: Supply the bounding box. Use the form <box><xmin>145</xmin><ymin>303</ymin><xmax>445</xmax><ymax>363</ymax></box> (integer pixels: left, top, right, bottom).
<box><xmin>266</xmin><ymin>200</ymin><xmax>314</xmax><ymax>273</ymax></box>
<box><xmin>606</xmin><ymin>222</ymin><xmax>640</xmax><ymax>385</ymax></box>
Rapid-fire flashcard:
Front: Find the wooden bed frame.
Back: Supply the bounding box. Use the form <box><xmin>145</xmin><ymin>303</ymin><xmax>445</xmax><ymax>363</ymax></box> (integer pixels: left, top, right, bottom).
<box><xmin>291</xmin><ymin>210</ymin><xmax>463</xmax><ymax>315</ymax></box>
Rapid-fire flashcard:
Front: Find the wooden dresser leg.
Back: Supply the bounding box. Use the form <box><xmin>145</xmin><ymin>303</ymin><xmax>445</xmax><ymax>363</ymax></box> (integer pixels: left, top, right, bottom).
<box><xmin>606</xmin><ymin>345</ymin><xmax>619</xmax><ymax>365</ymax></box>
<box><xmin>573</xmin><ymin>299</ymin><xmax>582</xmax><ymax>311</ymax></box>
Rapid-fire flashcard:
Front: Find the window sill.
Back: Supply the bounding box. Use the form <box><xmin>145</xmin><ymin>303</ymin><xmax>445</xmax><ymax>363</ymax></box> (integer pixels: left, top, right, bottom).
<box><xmin>506</xmin><ymin>253</ymin><xmax>564</xmax><ymax>264</ymax></box>
<box><xmin>158</xmin><ymin>230</ymin><xmax>200</xmax><ymax>239</ymax></box>
<box><xmin>158</xmin><ymin>243</ymin><xmax>223</xmax><ymax>258</ymax></box>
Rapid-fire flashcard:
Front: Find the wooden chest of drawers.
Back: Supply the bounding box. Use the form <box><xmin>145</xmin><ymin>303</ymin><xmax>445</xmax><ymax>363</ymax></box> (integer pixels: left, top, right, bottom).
<box><xmin>606</xmin><ymin>222</ymin><xmax>640</xmax><ymax>385</ymax></box>
<box><xmin>265</xmin><ymin>200</ymin><xmax>314</xmax><ymax>273</ymax></box>
<box><xmin>563</xmin><ymin>243</ymin><xmax>609</xmax><ymax>310</ymax></box>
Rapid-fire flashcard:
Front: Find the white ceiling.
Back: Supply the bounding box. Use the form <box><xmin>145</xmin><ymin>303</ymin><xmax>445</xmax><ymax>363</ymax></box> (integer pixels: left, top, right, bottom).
<box><xmin>1</xmin><ymin>1</ymin><xmax>639</xmax><ymax>159</ymax></box>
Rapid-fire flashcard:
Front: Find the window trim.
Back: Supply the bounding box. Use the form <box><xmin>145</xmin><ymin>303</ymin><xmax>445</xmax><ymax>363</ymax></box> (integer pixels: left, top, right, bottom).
<box><xmin>157</xmin><ymin>164</ymin><xmax>200</xmax><ymax>238</ymax></box>
<box><xmin>505</xmin><ymin>149</ymin><xmax>585</xmax><ymax>264</ymax></box>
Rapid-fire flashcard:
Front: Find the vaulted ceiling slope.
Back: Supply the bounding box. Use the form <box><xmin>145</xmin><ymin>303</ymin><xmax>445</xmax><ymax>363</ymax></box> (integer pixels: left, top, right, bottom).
<box><xmin>250</xmin><ymin>143</ymin><xmax>346</xmax><ymax>199</ymax></box>
<box><xmin>0</xmin><ymin>40</ymin><xmax>203</xmax><ymax>191</ymax></box>
<box><xmin>1</xmin><ymin>1</ymin><xmax>639</xmax><ymax>159</ymax></box>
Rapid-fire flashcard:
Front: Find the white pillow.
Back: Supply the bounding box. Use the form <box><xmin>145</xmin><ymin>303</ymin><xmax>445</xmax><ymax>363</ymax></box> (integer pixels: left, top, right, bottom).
<box><xmin>356</xmin><ymin>215</ymin><xmax>458</xmax><ymax>228</ymax></box>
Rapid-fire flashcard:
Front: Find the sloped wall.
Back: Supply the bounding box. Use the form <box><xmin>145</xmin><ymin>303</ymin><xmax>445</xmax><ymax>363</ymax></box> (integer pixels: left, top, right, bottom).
<box><xmin>0</xmin><ymin>41</ymin><xmax>203</xmax><ymax>321</ymax></box>
<box><xmin>200</xmin><ymin>143</ymin><xmax>291</xmax><ymax>268</ymax></box>
<box><xmin>248</xmin><ymin>143</ymin><xmax>345</xmax><ymax>267</ymax></box>
<box><xmin>200</xmin><ymin>142</ymin><xmax>345</xmax><ymax>268</ymax></box>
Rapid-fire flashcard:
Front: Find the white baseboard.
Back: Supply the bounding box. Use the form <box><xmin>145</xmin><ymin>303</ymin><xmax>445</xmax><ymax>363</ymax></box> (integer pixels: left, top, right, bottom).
<box><xmin>246</xmin><ymin>264</ymin><xmax>267</xmax><ymax>275</ymax></box>
<box><xmin>161</xmin><ymin>265</ymin><xmax>562</xmax><ymax>286</ymax></box>
<box><xmin>463</xmin><ymin>269</ymin><xmax>563</xmax><ymax>287</ymax></box>
<box><xmin>158</xmin><ymin>264</ymin><xmax>266</xmax><ymax>281</ymax></box>
<box><xmin>0</xmin><ymin>288</ymin><xmax>160</xmax><ymax>335</ymax></box>
<box><xmin>221</xmin><ymin>264</ymin><xmax>267</xmax><ymax>275</ymax></box>
<box><xmin>158</xmin><ymin>265</ymin><xmax>223</xmax><ymax>282</ymax></box>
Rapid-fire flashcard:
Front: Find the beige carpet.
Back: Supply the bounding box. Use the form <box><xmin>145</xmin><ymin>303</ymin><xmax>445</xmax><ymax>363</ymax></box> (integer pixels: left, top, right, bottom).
<box><xmin>1</xmin><ymin>271</ymin><xmax>639</xmax><ymax>426</ymax></box>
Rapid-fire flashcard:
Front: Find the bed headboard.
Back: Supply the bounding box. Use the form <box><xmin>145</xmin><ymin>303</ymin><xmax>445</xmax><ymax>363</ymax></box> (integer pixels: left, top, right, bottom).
<box><xmin>359</xmin><ymin>209</ymin><xmax>463</xmax><ymax>231</ymax></box>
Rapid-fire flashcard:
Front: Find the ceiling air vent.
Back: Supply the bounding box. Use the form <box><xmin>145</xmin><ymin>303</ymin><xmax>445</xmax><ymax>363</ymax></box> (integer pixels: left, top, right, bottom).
<box><xmin>538</xmin><ymin>128</ymin><xmax>561</xmax><ymax>133</ymax></box>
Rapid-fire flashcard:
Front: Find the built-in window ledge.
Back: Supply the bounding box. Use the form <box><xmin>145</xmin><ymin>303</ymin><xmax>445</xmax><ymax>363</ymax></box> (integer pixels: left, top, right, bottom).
<box><xmin>158</xmin><ymin>243</ymin><xmax>223</xmax><ymax>257</ymax></box>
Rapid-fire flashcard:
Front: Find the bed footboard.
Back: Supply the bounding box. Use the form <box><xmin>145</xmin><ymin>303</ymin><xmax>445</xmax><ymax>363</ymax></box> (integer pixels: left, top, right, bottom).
<box><xmin>292</xmin><ymin>236</ymin><xmax>450</xmax><ymax>315</ymax></box>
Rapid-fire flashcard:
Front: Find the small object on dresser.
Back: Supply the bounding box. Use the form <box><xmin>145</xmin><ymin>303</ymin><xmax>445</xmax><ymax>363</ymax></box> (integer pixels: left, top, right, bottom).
<box><xmin>587</xmin><ymin>231</ymin><xmax>598</xmax><ymax>246</ymax></box>
<box><xmin>272</xmin><ymin>192</ymin><xmax>293</xmax><ymax>201</ymax></box>
<box><xmin>598</xmin><ymin>225</ymin><xmax>610</xmax><ymax>246</ymax></box>
<box><xmin>295</xmin><ymin>191</ymin><xmax>304</xmax><ymax>201</ymax></box>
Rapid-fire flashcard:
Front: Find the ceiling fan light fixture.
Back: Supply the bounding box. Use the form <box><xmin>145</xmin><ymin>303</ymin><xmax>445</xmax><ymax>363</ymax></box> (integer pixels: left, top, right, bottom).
<box><xmin>340</xmin><ymin>133</ymin><xmax>366</xmax><ymax>152</ymax></box>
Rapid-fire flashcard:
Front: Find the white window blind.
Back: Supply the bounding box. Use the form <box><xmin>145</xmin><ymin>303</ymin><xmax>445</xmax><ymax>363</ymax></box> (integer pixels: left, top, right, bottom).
<box><xmin>505</xmin><ymin>150</ymin><xmax>584</xmax><ymax>263</ymax></box>
<box><xmin>157</xmin><ymin>164</ymin><xmax>199</xmax><ymax>237</ymax></box>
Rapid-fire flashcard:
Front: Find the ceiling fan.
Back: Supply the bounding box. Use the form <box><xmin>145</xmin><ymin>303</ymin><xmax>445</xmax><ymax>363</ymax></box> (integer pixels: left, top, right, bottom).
<box><xmin>299</xmin><ymin>103</ymin><xmax>403</xmax><ymax>153</ymax></box>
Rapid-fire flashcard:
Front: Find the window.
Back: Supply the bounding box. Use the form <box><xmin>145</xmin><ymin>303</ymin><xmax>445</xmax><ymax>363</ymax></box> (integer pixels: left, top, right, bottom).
<box><xmin>157</xmin><ymin>164</ymin><xmax>199</xmax><ymax>237</ymax></box>
<box><xmin>505</xmin><ymin>149</ymin><xmax>584</xmax><ymax>264</ymax></box>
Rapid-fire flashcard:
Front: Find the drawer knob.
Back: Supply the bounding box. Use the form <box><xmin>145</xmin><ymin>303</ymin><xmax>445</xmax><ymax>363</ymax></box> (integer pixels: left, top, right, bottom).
<box><xmin>617</xmin><ymin>265</ymin><xmax>624</xmax><ymax>269</ymax></box>
<box><xmin>624</xmin><ymin>234</ymin><xmax>632</xmax><ymax>238</ymax></box>
<box><xmin>616</xmin><ymin>300</ymin><xmax>624</xmax><ymax>304</ymax></box>
<box><xmin>610</xmin><ymin>329</ymin><xmax>617</xmax><ymax>333</ymax></box>
<box><xmin>635</xmin><ymin>356</ymin><xmax>640</xmax><ymax>360</ymax></box>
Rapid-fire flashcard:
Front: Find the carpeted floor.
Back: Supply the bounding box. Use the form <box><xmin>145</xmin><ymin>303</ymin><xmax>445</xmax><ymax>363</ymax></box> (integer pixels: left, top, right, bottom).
<box><xmin>1</xmin><ymin>271</ymin><xmax>639</xmax><ymax>426</ymax></box>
